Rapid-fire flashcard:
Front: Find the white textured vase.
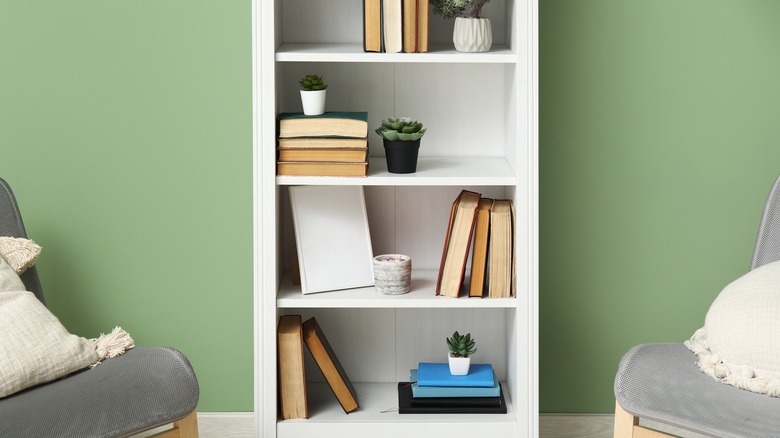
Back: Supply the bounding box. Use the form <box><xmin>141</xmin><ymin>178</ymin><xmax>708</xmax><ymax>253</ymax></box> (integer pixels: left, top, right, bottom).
<box><xmin>300</xmin><ymin>89</ymin><xmax>326</xmax><ymax>116</ymax></box>
<box><xmin>372</xmin><ymin>254</ymin><xmax>412</xmax><ymax>295</ymax></box>
<box><xmin>453</xmin><ymin>17</ymin><xmax>492</xmax><ymax>53</ymax></box>
<box><xmin>448</xmin><ymin>354</ymin><xmax>471</xmax><ymax>375</ymax></box>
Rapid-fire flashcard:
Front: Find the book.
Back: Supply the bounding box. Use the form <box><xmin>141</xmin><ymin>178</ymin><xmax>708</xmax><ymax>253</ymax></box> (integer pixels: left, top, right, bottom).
<box><xmin>277</xmin><ymin>112</ymin><xmax>369</xmax><ymax>138</ymax></box>
<box><xmin>277</xmin><ymin>148</ymin><xmax>368</xmax><ymax>163</ymax></box>
<box><xmin>417</xmin><ymin>362</ymin><xmax>494</xmax><ymax>387</ymax></box>
<box><xmin>417</xmin><ymin>0</ymin><xmax>429</xmax><ymax>52</ymax></box>
<box><xmin>277</xmin><ymin>161</ymin><xmax>368</xmax><ymax>177</ymax></box>
<box><xmin>363</xmin><ymin>0</ymin><xmax>382</xmax><ymax>52</ymax></box>
<box><xmin>302</xmin><ymin>317</ymin><xmax>359</xmax><ymax>413</ymax></box>
<box><xmin>277</xmin><ymin>137</ymin><xmax>368</xmax><ymax>149</ymax></box>
<box><xmin>410</xmin><ymin>369</ymin><xmax>500</xmax><ymax>398</ymax></box>
<box><xmin>402</xmin><ymin>0</ymin><xmax>417</xmax><ymax>52</ymax></box>
<box><xmin>383</xmin><ymin>0</ymin><xmax>402</xmax><ymax>53</ymax></box>
<box><xmin>468</xmin><ymin>198</ymin><xmax>494</xmax><ymax>297</ymax></box>
<box><xmin>288</xmin><ymin>186</ymin><xmax>375</xmax><ymax>293</ymax></box>
<box><xmin>277</xmin><ymin>315</ymin><xmax>308</xmax><ymax>419</ymax></box>
<box><xmin>488</xmin><ymin>200</ymin><xmax>514</xmax><ymax>298</ymax></box>
<box><xmin>436</xmin><ymin>190</ymin><xmax>482</xmax><ymax>297</ymax></box>
<box><xmin>398</xmin><ymin>382</ymin><xmax>507</xmax><ymax>414</ymax></box>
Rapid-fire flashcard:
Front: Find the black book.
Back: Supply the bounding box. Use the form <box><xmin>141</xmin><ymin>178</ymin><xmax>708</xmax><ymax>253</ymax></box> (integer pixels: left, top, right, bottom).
<box><xmin>397</xmin><ymin>382</ymin><xmax>507</xmax><ymax>414</ymax></box>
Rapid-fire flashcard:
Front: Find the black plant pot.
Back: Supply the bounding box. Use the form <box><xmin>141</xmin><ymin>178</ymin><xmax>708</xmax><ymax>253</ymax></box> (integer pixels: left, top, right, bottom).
<box><xmin>383</xmin><ymin>139</ymin><xmax>421</xmax><ymax>174</ymax></box>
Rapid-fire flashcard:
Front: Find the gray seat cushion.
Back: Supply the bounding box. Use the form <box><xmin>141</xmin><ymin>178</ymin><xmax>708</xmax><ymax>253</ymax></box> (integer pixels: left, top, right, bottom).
<box><xmin>0</xmin><ymin>347</ymin><xmax>199</xmax><ymax>438</ymax></box>
<box><xmin>615</xmin><ymin>343</ymin><xmax>780</xmax><ymax>438</ymax></box>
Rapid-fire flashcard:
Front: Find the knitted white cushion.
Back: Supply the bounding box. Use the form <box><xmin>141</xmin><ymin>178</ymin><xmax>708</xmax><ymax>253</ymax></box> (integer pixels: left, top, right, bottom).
<box><xmin>0</xmin><ymin>237</ymin><xmax>41</xmax><ymax>274</ymax></box>
<box><xmin>0</xmin><ymin>290</ymin><xmax>98</xmax><ymax>398</ymax></box>
<box><xmin>0</xmin><ymin>254</ymin><xmax>25</xmax><ymax>292</ymax></box>
<box><xmin>685</xmin><ymin>259</ymin><xmax>780</xmax><ymax>396</ymax></box>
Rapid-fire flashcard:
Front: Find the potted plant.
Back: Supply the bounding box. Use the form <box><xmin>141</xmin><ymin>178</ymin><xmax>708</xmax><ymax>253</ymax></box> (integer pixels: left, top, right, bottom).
<box><xmin>446</xmin><ymin>331</ymin><xmax>476</xmax><ymax>375</ymax></box>
<box><xmin>375</xmin><ymin>117</ymin><xmax>426</xmax><ymax>174</ymax></box>
<box><xmin>299</xmin><ymin>74</ymin><xmax>328</xmax><ymax>116</ymax></box>
<box><xmin>431</xmin><ymin>0</ymin><xmax>492</xmax><ymax>53</ymax></box>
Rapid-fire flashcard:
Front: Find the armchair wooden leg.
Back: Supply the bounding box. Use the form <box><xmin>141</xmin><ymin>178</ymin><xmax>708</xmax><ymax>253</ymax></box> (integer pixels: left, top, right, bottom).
<box><xmin>614</xmin><ymin>401</ymin><xmax>638</xmax><ymax>438</ymax></box>
<box><xmin>149</xmin><ymin>410</ymin><xmax>198</xmax><ymax>438</ymax></box>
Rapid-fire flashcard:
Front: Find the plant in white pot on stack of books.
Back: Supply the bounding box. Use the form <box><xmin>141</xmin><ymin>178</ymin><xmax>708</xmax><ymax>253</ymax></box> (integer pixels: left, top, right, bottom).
<box><xmin>299</xmin><ymin>74</ymin><xmax>328</xmax><ymax>116</ymax></box>
<box><xmin>447</xmin><ymin>331</ymin><xmax>477</xmax><ymax>375</ymax></box>
<box><xmin>431</xmin><ymin>0</ymin><xmax>492</xmax><ymax>53</ymax></box>
<box><xmin>375</xmin><ymin>117</ymin><xmax>426</xmax><ymax>174</ymax></box>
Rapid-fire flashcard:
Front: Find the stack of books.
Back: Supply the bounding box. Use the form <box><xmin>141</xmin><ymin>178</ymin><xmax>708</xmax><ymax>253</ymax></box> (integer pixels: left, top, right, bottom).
<box><xmin>277</xmin><ymin>112</ymin><xmax>369</xmax><ymax>177</ymax></box>
<box><xmin>363</xmin><ymin>0</ymin><xmax>429</xmax><ymax>53</ymax></box>
<box><xmin>435</xmin><ymin>190</ymin><xmax>516</xmax><ymax>298</ymax></box>
<box><xmin>398</xmin><ymin>362</ymin><xmax>506</xmax><ymax>414</ymax></box>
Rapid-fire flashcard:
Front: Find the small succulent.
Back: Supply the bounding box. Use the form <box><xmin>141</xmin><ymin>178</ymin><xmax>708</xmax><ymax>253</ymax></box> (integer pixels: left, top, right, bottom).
<box><xmin>299</xmin><ymin>74</ymin><xmax>327</xmax><ymax>91</ymax></box>
<box><xmin>431</xmin><ymin>0</ymin><xmax>491</xmax><ymax>19</ymax></box>
<box><xmin>375</xmin><ymin>117</ymin><xmax>426</xmax><ymax>141</ymax></box>
<box><xmin>447</xmin><ymin>331</ymin><xmax>477</xmax><ymax>358</ymax></box>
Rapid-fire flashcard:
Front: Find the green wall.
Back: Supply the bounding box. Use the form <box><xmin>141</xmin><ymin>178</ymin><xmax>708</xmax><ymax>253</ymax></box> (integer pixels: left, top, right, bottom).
<box><xmin>540</xmin><ymin>1</ymin><xmax>780</xmax><ymax>412</ymax></box>
<box><xmin>0</xmin><ymin>1</ymin><xmax>252</xmax><ymax>411</ymax></box>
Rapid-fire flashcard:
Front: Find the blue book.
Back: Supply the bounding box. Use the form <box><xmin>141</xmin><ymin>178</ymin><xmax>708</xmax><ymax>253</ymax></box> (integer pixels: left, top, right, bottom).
<box><xmin>416</xmin><ymin>362</ymin><xmax>494</xmax><ymax>387</ymax></box>
<box><xmin>410</xmin><ymin>370</ymin><xmax>501</xmax><ymax>398</ymax></box>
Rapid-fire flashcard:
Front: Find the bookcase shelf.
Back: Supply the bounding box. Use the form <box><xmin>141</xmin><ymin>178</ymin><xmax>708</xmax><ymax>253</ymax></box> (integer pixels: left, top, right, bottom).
<box><xmin>255</xmin><ymin>0</ymin><xmax>537</xmax><ymax>436</ymax></box>
<box><xmin>276</xmin><ymin>43</ymin><xmax>517</xmax><ymax>64</ymax></box>
<box><xmin>277</xmin><ymin>270</ymin><xmax>518</xmax><ymax>308</ymax></box>
<box><xmin>276</xmin><ymin>157</ymin><xmax>517</xmax><ymax>186</ymax></box>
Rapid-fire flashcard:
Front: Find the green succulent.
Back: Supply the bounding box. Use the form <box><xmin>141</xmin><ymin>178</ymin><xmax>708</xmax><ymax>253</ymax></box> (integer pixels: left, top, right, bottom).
<box><xmin>375</xmin><ymin>117</ymin><xmax>427</xmax><ymax>141</ymax></box>
<box><xmin>431</xmin><ymin>0</ymin><xmax>491</xmax><ymax>19</ymax></box>
<box><xmin>299</xmin><ymin>74</ymin><xmax>327</xmax><ymax>91</ymax></box>
<box><xmin>446</xmin><ymin>331</ymin><xmax>477</xmax><ymax>358</ymax></box>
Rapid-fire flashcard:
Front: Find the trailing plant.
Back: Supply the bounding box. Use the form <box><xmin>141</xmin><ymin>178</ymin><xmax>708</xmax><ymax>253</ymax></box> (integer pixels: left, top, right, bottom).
<box><xmin>299</xmin><ymin>74</ymin><xmax>327</xmax><ymax>91</ymax></box>
<box><xmin>431</xmin><ymin>0</ymin><xmax>491</xmax><ymax>19</ymax></box>
<box><xmin>447</xmin><ymin>331</ymin><xmax>477</xmax><ymax>357</ymax></box>
<box><xmin>375</xmin><ymin>117</ymin><xmax>426</xmax><ymax>141</ymax></box>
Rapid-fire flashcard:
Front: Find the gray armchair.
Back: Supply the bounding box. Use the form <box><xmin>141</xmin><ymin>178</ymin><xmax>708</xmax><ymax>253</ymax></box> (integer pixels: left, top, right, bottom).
<box><xmin>614</xmin><ymin>174</ymin><xmax>780</xmax><ymax>438</ymax></box>
<box><xmin>0</xmin><ymin>178</ymin><xmax>199</xmax><ymax>438</ymax></box>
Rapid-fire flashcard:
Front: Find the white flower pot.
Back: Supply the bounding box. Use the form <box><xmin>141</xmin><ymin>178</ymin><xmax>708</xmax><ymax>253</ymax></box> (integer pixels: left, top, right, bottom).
<box><xmin>448</xmin><ymin>354</ymin><xmax>471</xmax><ymax>375</ymax></box>
<box><xmin>453</xmin><ymin>17</ymin><xmax>492</xmax><ymax>53</ymax></box>
<box><xmin>300</xmin><ymin>89</ymin><xmax>326</xmax><ymax>116</ymax></box>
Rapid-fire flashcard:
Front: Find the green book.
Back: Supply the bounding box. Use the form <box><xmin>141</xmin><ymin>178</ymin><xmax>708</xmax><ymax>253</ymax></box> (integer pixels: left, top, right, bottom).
<box><xmin>277</xmin><ymin>112</ymin><xmax>369</xmax><ymax>139</ymax></box>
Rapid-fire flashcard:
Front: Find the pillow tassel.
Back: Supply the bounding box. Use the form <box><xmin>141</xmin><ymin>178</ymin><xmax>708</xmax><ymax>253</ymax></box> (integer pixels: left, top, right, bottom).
<box><xmin>90</xmin><ymin>326</ymin><xmax>135</xmax><ymax>367</ymax></box>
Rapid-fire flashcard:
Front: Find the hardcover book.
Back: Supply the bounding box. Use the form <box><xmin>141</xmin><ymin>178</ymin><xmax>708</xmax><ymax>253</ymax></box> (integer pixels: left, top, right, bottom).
<box><xmin>436</xmin><ymin>190</ymin><xmax>482</xmax><ymax>297</ymax></box>
<box><xmin>302</xmin><ymin>317</ymin><xmax>359</xmax><ymax>413</ymax></box>
<box><xmin>277</xmin><ymin>148</ymin><xmax>368</xmax><ymax>163</ymax></box>
<box><xmin>277</xmin><ymin>112</ymin><xmax>369</xmax><ymax>138</ymax></box>
<box><xmin>488</xmin><ymin>199</ymin><xmax>514</xmax><ymax>298</ymax></box>
<box><xmin>416</xmin><ymin>362</ymin><xmax>494</xmax><ymax>387</ymax></box>
<box><xmin>277</xmin><ymin>161</ymin><xmax>368</xmax><ymax>177</ymax></box>
<box><xmin>398</xmin><ymin>382</ymin><xmax>507</xmax><ymax>414</ymax></box>
<box><xmin>468</xmin><ymin>198</ymin><xmax>494</xmax><ymax>297</ymax></box>
<box><xmin>277</xmin><ymin>137</ymin><xmax>368</xmax><ymax>149</ymax></box>
<box><xmin>363</xmin><ymin>0</ymin><xmax>382</xmax><ymax>52</ymax></box>
<box><xmin>410</xmin><ymin>369</ymin><xmax>500</xmax><ymax>398</ymax></box>
<box><xmin>277</xmin><ymin>315</ymin><xmax>308</xmax><ymax>419</ymax></box>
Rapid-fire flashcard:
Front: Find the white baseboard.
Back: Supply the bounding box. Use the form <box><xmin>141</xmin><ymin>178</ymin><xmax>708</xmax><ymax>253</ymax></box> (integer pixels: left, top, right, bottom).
<box><xmin>540</xmin><ymin>414</ymin><xmax>710</xmax><ymax>438</ymax></box>
<box><xmin>133</xmin><ymin>412</ymin><xmax>254</xmax><ymax>438</ymax></box>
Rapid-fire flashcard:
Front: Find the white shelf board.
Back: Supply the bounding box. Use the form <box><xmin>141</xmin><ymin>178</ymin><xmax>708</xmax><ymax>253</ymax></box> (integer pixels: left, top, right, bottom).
<box><xmin>276</xmin><ymin>157</ymin><xmax>517</xmax><ymax>186</ymax></box>
<box><xmin>278</xmin><ymin>382</ymin><xmax>515</xmax><ymax>438</ymax></box>
<box><xmin>276</xmin><ymin>43</ymin><xmax>517</xmax><ymax>64</ymax></box>
<box><xmin>277</xmin><ymin>270</ymin><xmax>517</xmax><ymax>308</ymax></box>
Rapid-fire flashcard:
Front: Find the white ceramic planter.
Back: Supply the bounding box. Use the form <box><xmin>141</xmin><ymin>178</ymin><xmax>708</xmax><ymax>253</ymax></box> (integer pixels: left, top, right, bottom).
<box><xmin>300</xmin><ymin>89</ymin><xmax>326</xmax><ymax>115</ymax></box>
<box><xmin>448</xmin><ymin>354</ymin><xmax>471</xmax><ymax>375</ymax></box>
<box><xmin>453</xmin><ymin>17</ymin><xmax>492</xmax><ymax>53</ymax></box>
<box><xmin>372</xmin><ymin>254</ymin><xmax>412</xmax><ymax>295</ymax></box>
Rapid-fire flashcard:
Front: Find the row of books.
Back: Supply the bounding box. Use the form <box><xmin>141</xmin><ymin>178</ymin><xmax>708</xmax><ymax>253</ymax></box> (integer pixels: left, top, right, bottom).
<box><xmin>398</xmin><ymin>362</ymin><xmax>506</xmax><ymax>414</ymax></box>
<box><xmin>277</xmin><ymin>112</ymin><xmax>370</xmax><ymax>177</ymax></box>
<box><xmin>277</xmin><ymin>315</ymin><xmax>359</xmax><ymax>419</ymax></box>
<box><xmin>364</xmin><ymin>0</ymin><xmax>429</xmax><ymax>53</ymax></box>
<box><xmin>436</xmin><ymin>190</ymin><xmax>516</xmax><ymax>298</ymax></box>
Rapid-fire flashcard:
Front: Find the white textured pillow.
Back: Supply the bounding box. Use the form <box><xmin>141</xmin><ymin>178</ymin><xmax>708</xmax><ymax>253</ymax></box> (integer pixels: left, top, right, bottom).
<box><xmin>685</xmin><ymin>259</ymin><xmax>780</xmax><ymax>396</ymax></box>
<box><xmin>0</xmin><ymin>291</ymin><xmax>98</xmax><ymax>398</ymax></box>
<box><xmin>0</xmin><ymin>254</ymin><xmax>25</xmax><ymax>292</ymax></box>
<box><xmin>0</xmin><ymin>237</ymin><xmax>42</xmax><ymax>274</ymax></box>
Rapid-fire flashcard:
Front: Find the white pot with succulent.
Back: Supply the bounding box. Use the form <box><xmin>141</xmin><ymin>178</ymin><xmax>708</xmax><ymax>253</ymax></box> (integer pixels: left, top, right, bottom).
<box><xmin>299</xmin><ymin>74</ymin><xmax>327</xmax><ymax>116</ymax></box>
<box><xmin>447</xmin><ymin>331</ymin><xmax>477</xmax><ymax>375</ymax></box>
<box><xmin>432</xmin><ymin>0</ymin><xmax>492</xmax><ymax>53</ymax></box>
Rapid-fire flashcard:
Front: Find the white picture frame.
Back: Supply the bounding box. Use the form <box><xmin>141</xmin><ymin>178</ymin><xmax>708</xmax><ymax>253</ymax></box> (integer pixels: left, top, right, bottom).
<box><xmin>289</xmin><ymin>185</ymin><xmax>375</xmax><ymax>294</ymax></box>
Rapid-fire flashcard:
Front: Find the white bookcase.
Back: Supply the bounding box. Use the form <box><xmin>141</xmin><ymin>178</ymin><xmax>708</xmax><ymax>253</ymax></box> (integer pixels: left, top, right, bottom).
<box><xmin>253</xmin><ymin>1</ymin><xmax>538</xmax><ymax>437</ymax></box>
